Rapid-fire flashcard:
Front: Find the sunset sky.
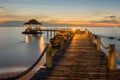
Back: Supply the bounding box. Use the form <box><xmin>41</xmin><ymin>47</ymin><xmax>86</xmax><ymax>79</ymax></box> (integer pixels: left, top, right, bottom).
<box><xmin>0</xmin><ymin>0</ymin><xmax>120</xmax><ymax>26</ymax></box>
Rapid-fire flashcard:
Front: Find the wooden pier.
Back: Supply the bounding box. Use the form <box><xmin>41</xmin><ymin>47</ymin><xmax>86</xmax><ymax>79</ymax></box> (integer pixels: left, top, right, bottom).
<box><xmin>30</xmin><ymin>31</ymin><xmax>120</xmax><ymax>80</ymax></box>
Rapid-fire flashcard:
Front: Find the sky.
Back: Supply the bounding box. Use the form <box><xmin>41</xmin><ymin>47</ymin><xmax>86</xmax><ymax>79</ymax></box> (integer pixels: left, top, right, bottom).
<box><xmin>0</xmin><ymin>0</ymin><xmax>120</xmax><ymax>26</ymax></box>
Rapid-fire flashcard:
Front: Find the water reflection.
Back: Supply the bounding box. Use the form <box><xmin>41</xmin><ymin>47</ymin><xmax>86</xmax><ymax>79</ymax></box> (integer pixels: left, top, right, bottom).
<box><xmin>0</xmin><ymin>34</ymin><xmax>47</xmax><ymax>76</ymax></box>
<box><xmin>39</xmin><ymin>36</ymin><xmax>45</xmax><ymax>53</ymax></box>
<box><xmin>25</xmin><ymin>35</ymin><xmax>36</xmax><ymax>44</ymax></box>
<box><xmin>25</xmin><ymin>35</ymin><xmax>29</xmax><ymax>44</ymax></box>
<box><xmin>24</xmin><ymin>34</ymin><xmax>46</xmax><ymax>70</ymax></box>
<box><xmin>25</xmin><ymin>34</ymin><xmax>46</xmax><ymax>52</ymax></box>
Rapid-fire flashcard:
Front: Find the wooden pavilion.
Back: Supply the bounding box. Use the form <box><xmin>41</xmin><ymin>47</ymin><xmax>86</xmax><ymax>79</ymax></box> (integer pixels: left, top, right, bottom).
<box><xmin>22</xmin><ymin>19</ymin><xmax>43</xmax><ymax>34</ymax></box>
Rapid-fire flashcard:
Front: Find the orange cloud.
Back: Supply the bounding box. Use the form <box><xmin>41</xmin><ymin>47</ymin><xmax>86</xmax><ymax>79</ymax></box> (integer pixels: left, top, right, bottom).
<box><xmin>0</xmin><ymin>18</ymin><xmax>6</xmax><ymax>24</ymax></box>
<box><xmin>1</xmin><ymin>17</ymin><xmax>120</xmax><ymax>27</ymax></box>
<box><xmin>47</xmin><ymin>20</ymin><xmax>120</xmax><ymax>27</ymax></box>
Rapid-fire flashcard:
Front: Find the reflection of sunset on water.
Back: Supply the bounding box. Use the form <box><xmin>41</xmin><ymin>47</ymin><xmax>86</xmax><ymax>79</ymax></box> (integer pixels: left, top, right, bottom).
<box><xmin>25</xmin><ymin>35</ymin><xmax>29</xmax><ymax>44</ymax></box>
<box><xmin>39</xmin><ymin>36</ymin><xmax>45</xmax><ymax>53</ymax></box>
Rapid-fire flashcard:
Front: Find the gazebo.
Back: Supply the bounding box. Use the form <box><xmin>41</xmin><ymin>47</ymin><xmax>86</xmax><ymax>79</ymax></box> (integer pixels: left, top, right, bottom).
<box><xmin>24</xmin><ymin>19</ymin><xmax>42</xmax><ymax>30</ymax></box>
<box><xmin>22</xmin><ymin>19</ymin><xmax>43</xmax><ymax>34</ymax></box>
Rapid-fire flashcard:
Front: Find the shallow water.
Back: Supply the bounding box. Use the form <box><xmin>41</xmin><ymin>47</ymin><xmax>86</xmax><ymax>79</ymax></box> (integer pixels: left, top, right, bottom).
<box><xmin>0</xmin><ymin>26</ymin><xmax>120</xmax><ymax>76</ymax></box>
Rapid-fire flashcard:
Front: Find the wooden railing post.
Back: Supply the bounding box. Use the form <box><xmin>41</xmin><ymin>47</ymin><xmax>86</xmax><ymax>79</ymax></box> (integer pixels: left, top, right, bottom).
<box><xmin>92</xmin><ymin>34</ymin><xmax>95</xmax><ymax>43</ymax></box>
<box><xmin>46</xmin><ymin>44</ymin><xmax>52</xmax><ymax>68</ymax></box>
<box><xmin>97</xmin><ymin>36</ymin><xmax>101</xmax><ymax>51</ymax></box>
<box><xmin>89</xmin><ymin>32</ymin><xmax>92</xmax><ymax>40</ymax></box>
<box><xmin>88</xmin><ymin>31</ymin><xmax>90</xmax><ymax>39</ymax></box>
<box><xmin>66</xmin><ymin>34</ymin><xmax>70</xmax><ymax>43</ymax></box>
<box><xmin>108</xmin><ymin>44</ymin><xmax>116</xmax><ymax>70</ymax></box>
<box><xmin>85</xmin><ymin>29</ymin><xmax>88</xmax><ymax>37</ymax></box>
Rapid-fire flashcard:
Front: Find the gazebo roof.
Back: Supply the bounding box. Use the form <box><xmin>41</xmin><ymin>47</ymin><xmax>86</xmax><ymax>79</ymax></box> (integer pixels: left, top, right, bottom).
<box><xmin>24</xmin><ymin>19</ymin><xmax>42</xmax><ymax>25</ymax></box>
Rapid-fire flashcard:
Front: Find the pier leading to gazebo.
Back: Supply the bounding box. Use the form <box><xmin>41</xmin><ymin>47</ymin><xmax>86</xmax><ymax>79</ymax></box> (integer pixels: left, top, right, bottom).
<box><xmin>22</xmin><ymin>19</ymin><xmax>73</xmax><ymax>35</ymax></box>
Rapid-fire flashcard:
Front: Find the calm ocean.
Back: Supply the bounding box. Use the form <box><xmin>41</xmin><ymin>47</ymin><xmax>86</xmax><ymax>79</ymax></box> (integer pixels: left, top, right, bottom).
<box><xmin>0</xmin><ymin>26</ymin><xmax>120</xmax><ymax>76</ymax></box>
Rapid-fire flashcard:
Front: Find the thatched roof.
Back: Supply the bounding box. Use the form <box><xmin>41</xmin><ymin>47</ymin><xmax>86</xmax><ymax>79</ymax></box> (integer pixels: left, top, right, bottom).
<box><xmin>24</xmin><ymin>19</ymin><xmax>42</xmax><ymax>25</ymax></box>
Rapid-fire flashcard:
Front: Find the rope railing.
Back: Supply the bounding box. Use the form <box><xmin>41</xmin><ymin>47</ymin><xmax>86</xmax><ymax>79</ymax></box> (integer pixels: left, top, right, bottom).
<box><xmin>85</xmin><ymin>29</ymin><xmax>120</xmax><ymax>70</ymax></box>
<box><xmin>0</xmin><ymin>45</ymin><xmax>49</xmax><ymax>80</ymax></box>
<box><xmin>88</xmin><ymin>31</ymin><xmax>109</xmax><ymax>50</ymax></box>
<box><xmin>100</xmin><ymin>40</ymin><xmax>109</xmax><ymax>49</ymax></box>
<box><xmin>114</xmin><ymin>47</ymin><xmax>120</xmax><ymax>60</ymax></box>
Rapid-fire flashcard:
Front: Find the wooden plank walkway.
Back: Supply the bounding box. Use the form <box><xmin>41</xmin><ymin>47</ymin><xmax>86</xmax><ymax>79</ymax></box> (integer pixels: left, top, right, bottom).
<box><xmin>30</xmin><ymin>32</ymin><xmax>119</xmax><ymax>80</ymax></box>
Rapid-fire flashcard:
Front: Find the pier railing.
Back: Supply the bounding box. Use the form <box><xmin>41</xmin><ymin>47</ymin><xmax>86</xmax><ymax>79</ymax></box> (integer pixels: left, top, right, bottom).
<box><xmin>0</xmin><ymin>30</ymin><xmax>73</xmax><ymax>80</ymax></box>
<box><xmin>86</xmin><ymin>29</ymin><xmax>120</xmax><ymax>70</ymax></box>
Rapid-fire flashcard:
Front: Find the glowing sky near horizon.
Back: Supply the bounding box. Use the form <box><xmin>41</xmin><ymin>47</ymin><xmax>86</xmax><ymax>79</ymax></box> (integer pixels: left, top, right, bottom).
<box><xmin>0</xmin><ymin>0</ymin><xmax>120</xmax><ymax>26</ymax></box>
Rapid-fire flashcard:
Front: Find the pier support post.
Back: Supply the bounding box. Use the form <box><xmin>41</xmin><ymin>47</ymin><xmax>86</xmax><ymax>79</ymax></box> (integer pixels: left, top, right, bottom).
<box><xmin>46</xmin><ymin>44</ymin><xmax>52</xmax><ymax>68</ymax></box>
<box><xmin>50</xmin><ymin>30</ymin><xmax>52</xmax><ymax>37</ymax></box>
<box><xmin>97</xmin><ymin>37</ymin><xmax>101</xmax><ymax>51</ymax></box>
<box><xmin>54</xmin><ymin>30</ymin><xmax>56</xmax><ymax>36</ymax></box>
<box><xmin>108</xmin><ymin>44</ymin><xmax>116</xmax><ymax>70</ymax></box>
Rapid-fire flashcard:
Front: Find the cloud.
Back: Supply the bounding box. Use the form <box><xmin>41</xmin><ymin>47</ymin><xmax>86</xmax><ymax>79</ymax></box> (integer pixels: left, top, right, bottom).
<box><xmin>105</xmin><ymin>15</ymin><xmax>117</xmax><ymax>20</ymax></box>
<box><xmin>91</xmin><ymin>20</ymin><xmax>120</xmax><ymax>24</ymax></box>
<box><xmin>47</xmin><ymin>19</ymin><xmax>120</xmax><ymax>27</ymax></box>
<box><xmin>1</xmin><ymin>19</ymin><xmax>120</xmax><ymax>27</ymax></box>
<box><xmin>91</xmin><ymin>15</ymin><xmax>120</xmax><ymax>24</ymax></box>
<box><xmin>0</xmin><ymin>7</ymin><xmax>4</xmax><ymax>8</ymax></box>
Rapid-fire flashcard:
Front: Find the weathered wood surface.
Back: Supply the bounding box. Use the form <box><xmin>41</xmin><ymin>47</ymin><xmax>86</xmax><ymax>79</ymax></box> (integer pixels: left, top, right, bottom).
<box><xmin>30</xmin><ymin>33</ymin><xmax>120</xmax><ymax>80</ymax></box>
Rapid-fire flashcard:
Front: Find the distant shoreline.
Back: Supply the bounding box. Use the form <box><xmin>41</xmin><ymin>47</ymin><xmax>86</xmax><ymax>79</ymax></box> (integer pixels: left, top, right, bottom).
<box><xmin>0</xmin><ymin>26</ymin><xmax>120</xmax><ymax>27</ymax></box>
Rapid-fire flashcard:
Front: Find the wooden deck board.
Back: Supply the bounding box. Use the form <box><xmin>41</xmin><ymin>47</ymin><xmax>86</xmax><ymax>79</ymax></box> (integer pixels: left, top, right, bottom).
<box><xmin>30</xmin><ymin>33</ymin><xmax>120</xmax><ymax>80</ymax></box>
